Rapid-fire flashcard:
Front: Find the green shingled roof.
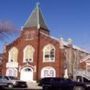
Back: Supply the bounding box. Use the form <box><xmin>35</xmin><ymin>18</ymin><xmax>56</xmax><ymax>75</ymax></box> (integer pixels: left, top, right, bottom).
<box><xmin>24</xmin><ymin>4</ymin><xmax>48</xmax><ymax>30</ymax></box>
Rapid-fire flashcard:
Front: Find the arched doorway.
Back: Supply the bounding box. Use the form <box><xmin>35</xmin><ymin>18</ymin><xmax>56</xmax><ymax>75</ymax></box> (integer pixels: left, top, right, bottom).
<box><xmin>20</xmin><ymin>67</ymin><xmax>33</xmax><ymax>81</ymax></box>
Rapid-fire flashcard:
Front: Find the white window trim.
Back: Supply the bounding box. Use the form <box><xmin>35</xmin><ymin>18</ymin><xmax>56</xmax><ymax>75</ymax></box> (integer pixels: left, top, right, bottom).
<box><xmin>43</xmin><ymin>44</ymin><xmax>55</xmax><ymax>62</ymax></box>
<box><xmin>6</xmin><ymin>68</ymin><xmax>18</xmax><ymax>77</ymax></box>
<box><xmin>8</xmin><ymin>47</ymin><xmax>18</xmax><ymax>62</ymax></box>
<box><xmin>23</xmin><ymin>45</ymin><xmax>35</xmax><ymax>63</ymax></box>
<box><xmin>41</xmin><ymin>66</ymin><xmax>56</xmax><ymax>78</ymax></box>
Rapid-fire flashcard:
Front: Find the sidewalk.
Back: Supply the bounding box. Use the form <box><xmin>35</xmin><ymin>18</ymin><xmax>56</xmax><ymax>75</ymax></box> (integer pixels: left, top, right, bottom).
<box><xmin>27</xmin><ymin>81</ymin><xmax>42</xmax><ymax>90</ymax></box>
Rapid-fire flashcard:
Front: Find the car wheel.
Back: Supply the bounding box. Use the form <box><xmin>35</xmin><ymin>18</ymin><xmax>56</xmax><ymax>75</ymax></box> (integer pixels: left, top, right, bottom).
<box><xmin>8</xmin><ymin>84</ymin><xmax>13</xmax><ymax>88</ymax></box>
<box><xmin>73</xmin><ymin>86</ymin><xmax>85</xmax><ymax>90</ymax></box>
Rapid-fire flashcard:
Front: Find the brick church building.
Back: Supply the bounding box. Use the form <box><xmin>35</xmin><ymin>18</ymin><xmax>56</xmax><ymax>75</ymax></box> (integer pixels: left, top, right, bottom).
<box><xmin>1</xmin><ymin>4</ymin><xmax>90</xmax><ymax>81</ymax></box>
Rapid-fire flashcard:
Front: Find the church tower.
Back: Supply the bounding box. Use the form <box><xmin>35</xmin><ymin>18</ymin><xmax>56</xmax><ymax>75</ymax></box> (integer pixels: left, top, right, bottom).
<box><xmin>23</xmin><ymin>3</ymin><xmax>49</xmax><ymax>35</ymax></box>
<box><xmin>3</xmin><ymin>3</ymin><xmax>63</xmax><ymax>82</ymax></box>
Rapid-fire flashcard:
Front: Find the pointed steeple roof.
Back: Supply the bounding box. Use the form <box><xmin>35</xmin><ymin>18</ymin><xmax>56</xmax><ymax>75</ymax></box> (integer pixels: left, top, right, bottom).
<box><xmin>24</xmin><ymin>3</ymin><xmax>48</xmax><ymax>30</ymax></box>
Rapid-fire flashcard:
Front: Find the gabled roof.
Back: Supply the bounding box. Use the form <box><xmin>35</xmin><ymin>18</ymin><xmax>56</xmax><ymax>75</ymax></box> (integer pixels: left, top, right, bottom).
<box><xmin>80</xmin><ymin>55</ymin><xmax>90</xmax><ymax>63</ymax></box>
<box><xmin>24</xmin><ymin>3</ymin><xmax>48</xmax><ymax>30</ymax></box>
<box><xmin>38</xmin><ymin>32</ymin><xmax>89</xmax><ymax>53</ymax></box>
<box><xmin>60</xmin><ymin>38</ymin><xmax>89</xmax><ymax>53</ymax></box>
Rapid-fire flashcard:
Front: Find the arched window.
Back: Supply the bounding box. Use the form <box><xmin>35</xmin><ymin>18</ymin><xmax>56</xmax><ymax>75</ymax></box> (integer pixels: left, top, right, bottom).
<box><xmin>6</xmin><ymin>68</ymin><xmax>17</xmax><ymax>77</ymax></box>
<box><xmin>41</xmin><ymin>67</ymin><xmax>56</xmax><ymax>78</ymax></box>
<box><xmin>43</xmin><ymin>44</ymin><xmax>55</xmax><ymax>62</ymax></box>
<box><xmin>8</xmin><ymin>47</ymin><xmax>18</xmax><ymax>62</ymax></box>
<box><xmin>23</xmin><ymin>45</ymin><xmax>35</xmax><ymax>62</ymax></box>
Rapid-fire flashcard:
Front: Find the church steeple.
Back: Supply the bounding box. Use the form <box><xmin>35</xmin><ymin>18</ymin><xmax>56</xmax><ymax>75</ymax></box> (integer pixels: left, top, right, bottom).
<box><xmin>23</xmin><ymin>3</ymin><xmax>49</xmax><ymax>31</ymax></box>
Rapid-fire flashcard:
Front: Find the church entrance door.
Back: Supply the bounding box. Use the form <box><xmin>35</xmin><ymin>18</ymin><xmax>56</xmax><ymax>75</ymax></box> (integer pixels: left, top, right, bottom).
<box><xmin>20</xmin><ymin>67</ymin><xmax>33</xmax><ymax>81</ymax></box>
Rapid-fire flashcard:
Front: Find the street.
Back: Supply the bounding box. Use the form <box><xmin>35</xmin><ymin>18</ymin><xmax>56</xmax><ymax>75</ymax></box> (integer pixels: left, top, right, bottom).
<box><xmin>1</xmin><ymin>87</ymin><xmax>90</xmax><ymax>90</ymax></box>
<box><xmin>0</xmin><ymin>88</ymin><xmax>42</xmax><ymax>90</ymax></box>
<box><xmin>0</xmin><ymin>82</ymin><xmax>90</xmax><ymax>90</ymax></box>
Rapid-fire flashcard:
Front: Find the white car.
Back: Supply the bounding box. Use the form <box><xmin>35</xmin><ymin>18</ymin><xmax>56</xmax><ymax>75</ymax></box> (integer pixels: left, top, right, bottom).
<box><xmin>0</xmin><ymin>76</ymin><xmax>27</xmax><ymax>88</ymax></box>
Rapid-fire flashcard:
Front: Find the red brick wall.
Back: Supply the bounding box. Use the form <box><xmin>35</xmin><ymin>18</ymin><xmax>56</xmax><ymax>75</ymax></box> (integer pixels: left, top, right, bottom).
<box><xmin>2</xmin><ymin>27</ymin><xmax>64</xmax><ymax>81</ymax></box>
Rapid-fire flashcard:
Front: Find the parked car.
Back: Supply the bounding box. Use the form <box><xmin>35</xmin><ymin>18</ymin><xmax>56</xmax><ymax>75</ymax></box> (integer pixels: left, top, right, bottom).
<box><xmin>38</xmin><ymin>77</ymin><xmax>86</xmax><ymax>90</ymax></box>
<box><xmin>0</xmin><ymin>76</ymin><xmax>27</xmax><ymax>88</ymax></box>
<box><xmin>76</xmin><ymin>76</ymin><xmax>90</xmax><ymax>89</ymax></box>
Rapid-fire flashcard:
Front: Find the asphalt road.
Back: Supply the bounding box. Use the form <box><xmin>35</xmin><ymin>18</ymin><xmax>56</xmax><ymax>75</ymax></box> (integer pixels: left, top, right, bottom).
<box><xmin>1</xmin><ymin>87</ymin><xmax>90</xmax><ymax>90</ymax></box>
<box><xmin>0</xmin><ymin>88</ymin><xmax>41</xmax><ymax>90</ymax></box>
<box><xmin>1</xmin><ymin>83</ymin><xmax>90</xmax><ymax>90</ymax></box>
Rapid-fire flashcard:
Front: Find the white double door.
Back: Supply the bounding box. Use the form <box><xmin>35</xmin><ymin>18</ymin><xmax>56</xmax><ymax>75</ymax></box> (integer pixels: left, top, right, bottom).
<box><xmin>20</xmin><ymin>67</ymin><xmax>33</xmax><ymax>81</ymax></box>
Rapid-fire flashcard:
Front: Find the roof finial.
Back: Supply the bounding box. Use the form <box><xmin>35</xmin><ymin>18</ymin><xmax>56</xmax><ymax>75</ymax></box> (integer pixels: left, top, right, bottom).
<box><xmin>23</xmin><ymin>2</ymin><xmax>48</xmax><ymax>30</ymax></box>
<box><xmin>36</xmin><ymin>2</ymin><xmax>40</xmax><ymax>8</ymax></box>
<box><xmin>36</xmin><ymin>2</ymin><xmax>40</xmax><ymax>29</ymax></box>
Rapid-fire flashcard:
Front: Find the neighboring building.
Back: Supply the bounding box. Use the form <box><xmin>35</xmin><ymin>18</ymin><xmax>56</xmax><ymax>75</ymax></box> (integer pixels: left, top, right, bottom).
<box><xmin>80</xmin><ymin>55</ymin><xmax>90</xmax><ymax>72</ymax></box>
<box><xmin>60</xmin><ymin>38</ymin><xmax>89</xmax><ymax>79</ymax></box>
<box><xmin>1</xmin><ymin>4</ymin><xmax>90</xmax><ymax>82</ymax></box>
<box><xmin>74</xmin><ymin>55</ymin><xmax>90</xmax><ymax>80</ymax></box>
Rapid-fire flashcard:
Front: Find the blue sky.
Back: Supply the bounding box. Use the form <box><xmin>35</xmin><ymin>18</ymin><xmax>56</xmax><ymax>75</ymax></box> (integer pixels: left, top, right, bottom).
<box><xmin>0</xmin><ymin>0</ymin><xmax>90</xmax><ymax>53</ymax></box>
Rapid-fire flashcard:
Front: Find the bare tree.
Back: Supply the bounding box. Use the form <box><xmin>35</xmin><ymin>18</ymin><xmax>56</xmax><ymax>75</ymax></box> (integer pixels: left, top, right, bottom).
<box><xmin>0</xmin><ymin>21</ymin><xmax>20</xmax><ymax>42</ymax></box>
<box><xmin>0</xmin><ymin>21</ymin><xmax>20</xmax><ymax>53</ymax></box>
